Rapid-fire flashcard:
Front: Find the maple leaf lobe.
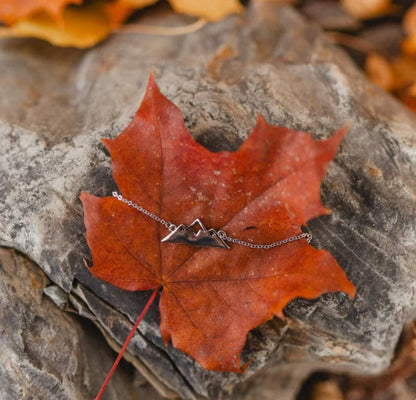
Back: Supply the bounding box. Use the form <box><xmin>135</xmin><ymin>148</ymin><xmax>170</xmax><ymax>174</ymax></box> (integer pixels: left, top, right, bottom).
<box><xmin>81</xmin><ymin>73</ymin><xmax>355</xmax><ymax>373</ymax></box>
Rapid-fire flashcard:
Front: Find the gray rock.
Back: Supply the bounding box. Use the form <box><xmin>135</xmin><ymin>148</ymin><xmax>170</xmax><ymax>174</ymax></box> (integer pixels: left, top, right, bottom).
<box><xmin>0</xmin><ymin>248</ymin><xmax>163</xmax><ymax>400</ymax></box>
<box><xmin>43</xmin><ymin>284</ymin><xmax>69</xmax><ymax>309</ymax></box>
<box><xmin>1</xmin><ymin>2</ymin><xmax>416</xmax><ymax>399</ymax></box>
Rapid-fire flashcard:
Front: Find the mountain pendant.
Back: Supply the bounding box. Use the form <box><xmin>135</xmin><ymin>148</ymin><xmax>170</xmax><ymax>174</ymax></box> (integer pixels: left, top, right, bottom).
<box><xmin>161</xmin><ymin>219</ymin><xmax>230</xmax><ymax>249</ymax></box>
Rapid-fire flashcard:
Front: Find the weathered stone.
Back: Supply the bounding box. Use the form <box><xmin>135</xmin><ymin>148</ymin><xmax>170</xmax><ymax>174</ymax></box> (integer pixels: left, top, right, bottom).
<box><xmin>43</xmin><ymin>284</ymin><xmax>69</xmax><ymax>309</ymax></box>
<box><xmin>1</xmin><ymin>2</ymin><xmax>416</xmax><ymax>399</ymax></box>
<box><xmin>0</xmin><ymin>248</ymin><xmax>162</xmax><ymax>400</ymax></box>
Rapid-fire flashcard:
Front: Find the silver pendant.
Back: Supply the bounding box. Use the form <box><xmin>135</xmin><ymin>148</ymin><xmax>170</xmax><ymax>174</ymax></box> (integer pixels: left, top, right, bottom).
<box><xmin>161</xmin><ymin>219</ymin><xmax>230</xmax><ymax>249</ymax></box>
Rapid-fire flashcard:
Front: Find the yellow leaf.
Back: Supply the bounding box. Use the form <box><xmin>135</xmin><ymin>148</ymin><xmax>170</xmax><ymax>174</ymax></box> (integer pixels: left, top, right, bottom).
<box><xmin>167</xmin><ymin>0</ymin><xmax>242</xmax><ymax>21</ymax></box>
<box><xmin>0</xmin><ymin>1</ymin><xmax>132</xmax><ymax>48</ymax></box>
<box><xmin>0</xmin><ymin>0</ymin><xmax>243</xmax><ymax>48</ymax></box>
<box><xmin>0</xmin><ymin>0</ymin><xmax>82</xmax><ymax>24</ymax></box>
<box><xmin>340</xmin><ymin>0</ymin><xmax>392</xmax><ymax>20</ymax></box>
<box><xmin>112</xmin><ymin>0</ymin><xmax>242</xmax><ymax>21</ymax></box>
<box><xmin>402</xmin><ymin>4</ymin><xmax>416</xmax><ymax>57</ymax></box>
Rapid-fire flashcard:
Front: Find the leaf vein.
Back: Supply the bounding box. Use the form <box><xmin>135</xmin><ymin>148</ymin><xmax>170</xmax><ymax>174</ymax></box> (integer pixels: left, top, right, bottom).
<box><xmin>170</xmin><ymin>290</ymin><xmax>209</xmax><ymax>340</ymax></box>
<box><xmin>103</xmin><ymin>220</ymin><xmax>158</xmax><ymax>279</ymax></box>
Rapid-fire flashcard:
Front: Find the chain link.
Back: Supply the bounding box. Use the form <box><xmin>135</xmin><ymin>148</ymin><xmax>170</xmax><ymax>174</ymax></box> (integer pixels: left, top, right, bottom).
<box><xmin>112</xmin><ymin>192</ymin><xmax>176</xmax><ymax>231</ymax></box>
<box><xmin>112</xmin><ymin>192</ymin><xmax>312</xmax><ymax>248</ymax></box>
<box><xmin>217</xmin><ymin>230</ymin><xmax>312</xmax><ymax>249</ymax></box>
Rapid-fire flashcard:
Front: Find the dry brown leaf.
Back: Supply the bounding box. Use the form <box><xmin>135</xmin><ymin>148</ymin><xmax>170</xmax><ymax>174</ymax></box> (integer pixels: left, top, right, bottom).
<box><xmin>391</xmin><ymin>56</ymin><xmax>416</xmax><ymax>91</ymax></box>
<box><xmin>366</xmin><ymin>53</ymin><xmax>416</xmax><ymax>114</ymax></box>
<box><xmin>403</xmin><ymin>39</ymin><xmax>416</xmax><ymax>57</ymax></box>
<box><xmin>312</xmin><ymin>380</ymin><xmax>344</xmax><ymax>400</ymax></box>
<box><xmin>403</xmin><ymin>3</ymin><xmax>416</xmax><ymax>36</ymax></box>
<box><xmin>365</xmin><ymin>52</ymin><xmax>394</xmax><ymax>91</ymax></box>
<box><xmin>340</xmin><ymin>0</ymin><xmax>393</xmax><ymax>20</ymax></box>
<box><xmin>254</xmin><ymin>0</ymin><xmax>298</xmax><ymax>4</ymax></box>
<box><xmin>402</xmin><ymin>4</ymin><xmax>416</xmax><ymax>57</ymax></box>
<box><xmin>399</xmin><ymin>91</ymin><xmax>416</xmax><ymax>113</ymax></box>
<box><xmin>407</xmin><ymin>82</ymin><xmax>416</xmax><ymax>97</ymax></box>
<box><xmin>362</xmin><ymin>3</ymin><xmax>416</xmax><ymax>114</ymax></box>
<box><xmin>120</xmin><ymin>0</ymin><xmax>158</xmax><ymax>7</ymax></box>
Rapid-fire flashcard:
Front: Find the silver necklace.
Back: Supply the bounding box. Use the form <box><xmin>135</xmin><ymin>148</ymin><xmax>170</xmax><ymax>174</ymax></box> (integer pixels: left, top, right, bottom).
<box><xmin>112</xmin><ymin>192</ymin><xmax>312</xmax><ymax>250</ymax></box>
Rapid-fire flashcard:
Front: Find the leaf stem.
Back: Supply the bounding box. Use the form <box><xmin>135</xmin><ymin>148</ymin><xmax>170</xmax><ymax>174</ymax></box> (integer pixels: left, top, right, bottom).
<box><xmin>95</xmin><ymin>287</ymin><xmax>160</xmax><ymax>400</ymax></box>
<box><xmin>117</xmin><ymin>18</ymin><xmax>207</xmax><ymax>36</ymax></box>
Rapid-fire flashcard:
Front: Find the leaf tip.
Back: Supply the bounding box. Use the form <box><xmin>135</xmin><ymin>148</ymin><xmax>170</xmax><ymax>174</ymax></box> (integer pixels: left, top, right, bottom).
<box><xmin>134</xmin><ymin>71</ymin><xmax>171</xmax><ymax>118</ymax></box>
<box><xmin>345</xmin><ymin>279</ymin><xmax>357</xmax><ymax>299</ymax></box>
<box><xmin>276</xmin><ymin>310</ymin><xmax>286</xmax><ymax>320</ymax></box>
<box><xmin>322</xmin><ymin>207</ymin><xmax>332</xmax><ymax>216</ymax></box>
<box><xmin>239</xmin><ymin>359</ymin><xmax>252</xmax><ymax>373</ymax></box>
<box><xmin>333</xmin><ymin>124</ymin><xmax>350</xmax><ymax>145</ymax></box>
<box><xmin>79</xmin><ymin>191</ymin><xmax>89</xmax><ymax>202</ymax></box>
<box><xmin>256</xmin><ymin>113</ymin><xmax>266</xmax><ymax>123</ymax></box>
<box><xmin>101</xmin><ymin>137</ymin><xmax>111</xmax><ymax>147</ymax></box>
<box><xmin>161</xmin><ymin>330</ymin><xmax>171</xmax><ymax>347</ymax></box>
<box><xmin>146</xmin><ymin>70</ymin><xmax>160</xmax><ymax>95</ymax></box>
<box><xmin>255</xmin><ymin>113</ymin><xmax>269</xmax><ymax>129</ymax></box>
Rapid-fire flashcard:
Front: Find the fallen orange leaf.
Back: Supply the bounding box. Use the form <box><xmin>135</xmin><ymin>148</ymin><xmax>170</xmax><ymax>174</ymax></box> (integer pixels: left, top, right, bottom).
<box><xmin>340</xmin><ymin>0</ymin><xmax>393</xmax><ymax>20</ymax></box>
<box><xmin>365</xmin><ymin>52</ymin><xmax>395</xmax><ymax>91</ymax></box>
<box><xmin>0</xmin><ymin>1</ymin><xmax>133</xmax><ymax>48</ymax></box>
<box><xmin>402</xmin><ymin>3</ymin><xmax>416</xmax><ymax>57</ymax></box>
<box><xmin>168</xmin><ymin>0</ymin><xmax>242</xmax><ymax>21</ymax></box>
<box><xmin>0</xmin><ymin>0</ymin><xmax>243</xmax><ymax>47</ymax></box>
<box><xmin>0</xmin><ymin>0</ymin><xmax>82</xmax><ymax>24</ymax></box>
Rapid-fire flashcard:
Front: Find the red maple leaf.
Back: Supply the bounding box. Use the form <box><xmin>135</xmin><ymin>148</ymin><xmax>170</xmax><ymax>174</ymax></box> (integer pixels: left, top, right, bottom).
<box><xmin>81</xmin><ymin>74</ymin><xmax>355</xmax><ymax>378</ymax></box>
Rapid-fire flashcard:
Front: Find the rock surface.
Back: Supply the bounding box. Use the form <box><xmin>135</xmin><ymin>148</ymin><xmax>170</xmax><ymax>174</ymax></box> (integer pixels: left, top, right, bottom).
<box><xmin>0</xmin><ymin>248</ymin><xmax>163</xmax><ymax>400</ymax></box>
<box><xmin>1</xmin><ymin>2</ymin><xmax>416</xmax><ymax>399</ymax></box>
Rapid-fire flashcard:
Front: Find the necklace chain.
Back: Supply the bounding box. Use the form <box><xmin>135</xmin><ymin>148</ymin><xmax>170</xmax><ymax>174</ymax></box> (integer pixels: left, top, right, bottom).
<box><xmin>112</xmin><ymin>192</ymin><xmax>312</xmax><ymax>248</ymax></box>
<box><xmin>112</xmin><ymin>192</ymin><xmax>175</xmax><ymax>231</ymax></box>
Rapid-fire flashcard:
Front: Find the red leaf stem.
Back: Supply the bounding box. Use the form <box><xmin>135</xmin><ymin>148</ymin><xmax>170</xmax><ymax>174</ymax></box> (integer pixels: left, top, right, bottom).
<box><xmin>95</xmin><ymin>287</ymin><xmax>160</xmax><ymax>400</ymax></box>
